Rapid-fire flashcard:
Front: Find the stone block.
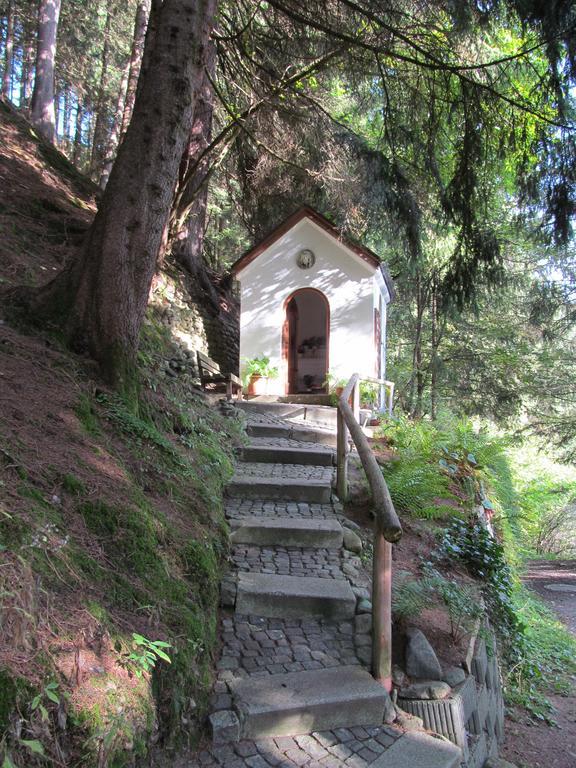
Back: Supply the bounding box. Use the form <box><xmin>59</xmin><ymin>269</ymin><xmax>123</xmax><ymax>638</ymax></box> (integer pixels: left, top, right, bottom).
<box><xmin>468</xmin><ymin>732</ymin><xmax>488</xmax><ymax>768</ymax></box>
<box><xmin>370</xmin><ymin>731</ymin><xmax>462</xmax><ymax>768</ymax></box>
<box><xmin>226</xmin><ymin>476</ymin><xmax>332</xmax><ymax>503</ymax></box>
<box><xmin>229</xmin><ymin>666</ymin><xmax>389</xmax><ymax>739</ymax></box>
<box><xmin>210</xmin><ymin>710</ymin><xmax>241</xmax><ymax>744</ymax></box>
<box><xmin>405</xmin><ymin>628</ymin><xmax>442</xmax><ymax>680</ymax></box>
<box><xmin>236</xmin><ymin>572</ymin><xmax>356</xmax><ymax>621</ymax></box>
<box><xmin>472</xmin><ymin>637</ymin><xmax>488</xmax><ymax>685</ymax></box>
<box><xmin>229</xmin><ymin>517</ymin><xmax>343</xmax><ymax>549</ymax></box>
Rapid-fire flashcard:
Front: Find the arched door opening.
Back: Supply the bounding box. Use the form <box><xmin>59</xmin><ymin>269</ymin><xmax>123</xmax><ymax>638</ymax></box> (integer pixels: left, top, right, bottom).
<box><xmin>283</xmin><ymin>288</ymin><xmax>329</xmax><ymax>395</ymax></box>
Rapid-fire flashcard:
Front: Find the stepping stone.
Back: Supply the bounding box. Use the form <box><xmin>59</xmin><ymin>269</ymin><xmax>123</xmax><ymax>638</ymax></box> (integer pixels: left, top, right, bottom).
<box><xmin>226</xmin><ymin>476</ymin><xmax>332</xmax><ymax>503</ymax></box>
<box><xmin>236</xmin><ymin>572</ymin><xmax>356</xmax><ymax>620</ymax></box>
<box><xmin>242</xmin><ymin>444</ymin><xmax>335</xmax><ymax>466</ymax></box>
<box><xmin>229</xmin><ymin>517</ymin><xmax>343</xmax><ymax>548</ymax></box>
<box><xmin>230</xmin><ymin>665</ymin><xmax>389</xmax><ymax>739</ymax></box>
<box><xmin>370</xmin><ymin>730</ymin><xmax>462</xmax><ymax>768</ymax></box>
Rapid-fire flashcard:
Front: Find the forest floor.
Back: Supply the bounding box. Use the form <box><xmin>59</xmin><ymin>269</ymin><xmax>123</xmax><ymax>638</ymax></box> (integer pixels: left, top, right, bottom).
<box><xmin>499</xmin><ymin>560</ymin><xmax>576</xmax><ymax>768</ymax></box>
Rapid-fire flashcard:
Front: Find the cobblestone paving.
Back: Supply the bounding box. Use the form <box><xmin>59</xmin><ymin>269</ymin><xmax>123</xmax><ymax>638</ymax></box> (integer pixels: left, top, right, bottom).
<box><xmin>198</xmin><ymin>410</ymin><xmax>404</xmax><ymax>767</ymax></box>
<box><xmin>231</xmin><ymin>546</ymin><xmax>370</xmax><ymax>586</ymax></box>
<box><xmin>247</xmin><ymin>436</ymin><xmax>336</xmax><ymax>452</ymax></box>
<box><xmin>225</xmin><ymin>499</ymin><xmax>340</xmax><ymax>520</ymax></box>
<box><xmin>232</xmin><ymin>546</ymin><xmax>345</xmax><ymax>580</ymax></box>
<box><xmin>232</xmin><ymin>462</ymin><xmax>334</xmax><ymax>483</ymax></box>
<box><xmin>213</xmin><ymin>613</ymin><xmax>370</xmax><ymax>685</ymax></box>
<box><xmin>195</xmin><ymin>726</ymin><xmax>402</xmax><ymax>767</ymax></box>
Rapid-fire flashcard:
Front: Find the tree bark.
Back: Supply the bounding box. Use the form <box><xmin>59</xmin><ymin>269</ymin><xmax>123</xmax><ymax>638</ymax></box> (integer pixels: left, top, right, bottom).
<box><xmin>30</xmin><ymin>0</ymin><xmax>62</xmax><ymax>143</ymax></box>
<box><xmin>2</xmin><ymin>0</ymin><xmax>15</xmax><ymax>100</ymax></box>
<box><xmin>99</xmin><ymin>62</ymin><xmax>129</xmax><ymax>188</ymax></box>
<box><xmin>120</xmin><ymin>0</ymin><xmax>150</xmax><ymax>139</ymax></box>
<box><xmin>72</xmin><ymin>95</ymin><xmax>84</xmax><ymax>167</ymax></box>
<box><xmin>90</xmin><ymin>3</ymin><xmax>113</xmax><ymax>176</ymax></box>
<box><xmin>171</xmin><ymin>39</ymin><xmax>216</xmax><ymax>277</ymax></box>
<box><xmin>21</xmin><ymin>0</ymin><xmax>218</xmax><ymax>393</ymax></box>
<box><xmin>20</xmin><ymin>28</ymin><xmax>36</xmax><ymax>111</ymax></box>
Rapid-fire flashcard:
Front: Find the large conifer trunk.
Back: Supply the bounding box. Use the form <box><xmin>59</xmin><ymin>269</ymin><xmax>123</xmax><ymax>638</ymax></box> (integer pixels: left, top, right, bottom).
<box><xmin>30</xmin><ymin>0</ymin><xmax>62</xmax><ymax>142</ymax></box>
<box><xmin>28</xmin><ymin>0</ymin><xmax>217</xmax><ymax>391</ymax></box>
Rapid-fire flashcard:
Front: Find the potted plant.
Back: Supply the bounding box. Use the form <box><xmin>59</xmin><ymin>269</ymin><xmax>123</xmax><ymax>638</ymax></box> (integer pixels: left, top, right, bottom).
<box><xmin>243</xmin><ymin>356</ymin><xmax>279</xmax><ymax>395</ymax></box>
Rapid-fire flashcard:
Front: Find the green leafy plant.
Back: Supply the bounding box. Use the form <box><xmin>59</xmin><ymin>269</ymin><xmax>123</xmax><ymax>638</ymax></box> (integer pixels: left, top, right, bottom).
<box><xmin>117</xmin><ymin>633</ymin><xmax>172</xmax><ymax>678</ymax></box>
<box><xmin>243</xmin><ymin>356</ymin><xmax>279</xmax><ymax>380</ymax></box>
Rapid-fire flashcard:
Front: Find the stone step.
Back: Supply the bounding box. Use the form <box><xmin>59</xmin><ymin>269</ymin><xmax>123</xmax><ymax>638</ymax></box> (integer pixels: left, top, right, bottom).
<box><xmin>246</xmin><ymin>423</ymin><xmax>337</xmax><ymax>448</ymax></box>
<box><xmin>230</xmin><ymin>665</ymin><xmax>389</xmax><ymax>739</ymax></box>
<box><xmin>237</xmin><ymin>401</ymin><xmax>338</xmax><ymax>429</ymax></box>
<box><xmin>371</xmin><ymin>730</ymin><xmax>462</xmax><ymax>768</ymax></box>
<box><xmin>229</xmin><ymin>516</ymin><xmax>343</xmax><ymax>548</ymax></box>
<box><xmin>226</xmin><ymin>476</ymin><xmax>332</xmax><ymax>503</ymax></box>
<box><xmin>242</xmin><ymin>444</ymin><xmax>334</xmax><ymax>466</ymax></box>
<box><xmin>236</xmin><ymin>572</ymin><xmax>356</xmax><ymax>620</ymax></box>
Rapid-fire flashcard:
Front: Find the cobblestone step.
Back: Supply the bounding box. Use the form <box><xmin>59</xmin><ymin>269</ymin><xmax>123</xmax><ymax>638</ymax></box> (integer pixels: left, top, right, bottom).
<box><xmin>227</xmin><ymin>476</ymin><xmax>332</xmax><ymax>503</ymax></box>
<box><xmin>236</xmin><ymin>572</ymin><xmax>356</xmax><ymax>620</ymax></box>
<box><xmin>242</xmin><ymin>444</ymin><xmax>335</xmax><ymax>466</ymax></box>
<box><xmin>371</xmin><ymin>730</ymin><xmax>462</xmax><ymax>768</ymax></box>
<box><xmin>246</xmin><ymin>422</ymin><xmax>338</xmax><ymax>447</ymax></box>
<box><xmin>229</xmin><ymin>517</ymin><xmax>344</xmax><ymax>548</ymax></box>
<box><xmin>226</xmin><ymin>498</ymin><xmax>340</xmax><ymax>520</ymax></box>
<box><xmin>230</xmin><ymin>665</ymin><xmax>390</xmax><ymax>739</ymax></box>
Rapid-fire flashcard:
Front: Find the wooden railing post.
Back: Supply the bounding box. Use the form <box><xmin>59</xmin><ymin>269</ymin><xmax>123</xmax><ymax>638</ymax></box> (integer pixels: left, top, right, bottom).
<box><xmin>352</xmin><ymin>379</ymin><xmax>360</xmax><ymax>423</ymax></box>
<box><xmin>372</xmin><ymin>522</ymin><xmax>392</xmax><ymax>691</ymax></box>
<box><xmin>336</xmin><ymin>407</ymin><xmax>348</xmax><ymax>501</ymax></box>
<box><xmin>336</xmin><ymin>373</ymin><xmax>400</xmax><ymax>691</ymax></box>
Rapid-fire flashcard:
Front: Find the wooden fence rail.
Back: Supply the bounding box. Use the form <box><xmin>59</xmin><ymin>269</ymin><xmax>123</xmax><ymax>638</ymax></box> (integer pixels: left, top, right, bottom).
<box><xmin>336</xmin><ymin>373</ymin><xmax>402</xmax><ymax>690</ymax></box>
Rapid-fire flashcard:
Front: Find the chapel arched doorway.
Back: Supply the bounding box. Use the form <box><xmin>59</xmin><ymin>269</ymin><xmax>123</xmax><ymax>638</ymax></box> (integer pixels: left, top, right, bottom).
<box><xmin>282</xmin><ymin>288</ymin><xmax>330</xmax><ymax>395</ymax></box>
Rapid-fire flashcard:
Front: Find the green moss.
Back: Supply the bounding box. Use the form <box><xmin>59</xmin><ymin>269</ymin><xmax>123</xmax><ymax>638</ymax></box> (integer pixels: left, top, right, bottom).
<box><xmin>181</xmin><ymin>539</ymin><xmax>219</xmax><ymax>606</ymax></box>
<box><xmin>0</xmin><ymin>509</ymin><xmax>28</xmax><ymax>548</ymax></box>
<box><xmin>0</xmin><ymin>670</ymin><xmax>29</xmax><ymax>731</ymax></box>
<box><xmin>62</xmin><ymin>473</ymin><xmax>86</xmax><ymax>495</ymax></box>
<box><xmin>75</xmin><ymin>394</ymin><xmax>101</xmax><ymax>436</ymax></box>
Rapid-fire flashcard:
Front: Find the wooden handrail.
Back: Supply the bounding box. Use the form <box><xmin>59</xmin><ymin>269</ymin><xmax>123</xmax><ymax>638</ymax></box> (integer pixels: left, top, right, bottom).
<box><xmin>336</xmin><ymin>373</ymin><xmax>402</xmax><ymax>690</ymax></box>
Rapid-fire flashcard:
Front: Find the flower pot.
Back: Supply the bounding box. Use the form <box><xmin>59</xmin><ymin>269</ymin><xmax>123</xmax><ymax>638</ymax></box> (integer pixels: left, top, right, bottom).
<box><xmin>247</xmin><ymin>374</ymin><xmax>268</xmax><ymax>395</ymax></box>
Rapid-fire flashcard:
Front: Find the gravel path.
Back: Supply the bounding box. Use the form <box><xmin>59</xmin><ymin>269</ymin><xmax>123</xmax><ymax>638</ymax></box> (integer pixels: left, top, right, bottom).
<box><xmin>522</xmin><ymin>559</ymin><xmax>576</xmax><ymax>633</ymax></box>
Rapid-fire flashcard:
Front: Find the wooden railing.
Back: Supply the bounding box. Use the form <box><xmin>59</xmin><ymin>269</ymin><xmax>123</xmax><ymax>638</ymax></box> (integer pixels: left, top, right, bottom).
<box><xmin>336</xmin><ymin>373</ymin><xmax>402</xmax><ymax>690</ymax></box>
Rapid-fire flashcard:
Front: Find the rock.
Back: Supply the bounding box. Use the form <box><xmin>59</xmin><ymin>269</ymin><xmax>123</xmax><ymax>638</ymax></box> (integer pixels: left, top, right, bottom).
<box><xmin>342</xmin><ymin>519</ymin><xmax>361</xmax><ymax>531</ymax></box>
<box><xmin>400</xmin><ymin>680</ymin><xmax>451</xmax><ymax>700</ymax></box>
<box><xmin>354</xmin><ymin>613</ymin><xmax>372</xmax><ymax>634</ymax></box>
<box><xmin>352</xmin><ymin>587</ymin><xmax>370</xmax><ymax>600</ymax></box>
<box><xmin>343</xmin><ymin>528</ymin><xmax>363</xmax><ymax>553</ymax></box>
<box><xmin>392</xmin><ymin>665</ymin><xmax>407</xmax><ymax>688</ymax></box>
<box><xmin>209</xmin><ymin>710</ymin><xmax>240</xmax><ymax>744</ymax></box>
<box><xmin>394</xmin><ymin>706</ymin><xmax>424</xmax><ymax>731</ymax></box>
<box><xmin>383</xmin><ymin>692</ymin><xmax>396</xmax><ymax>724</ymax></box>
<box><xmin>220</xmin><ymin>578</ymin><xmax>237</xmax><ymax>607</ymax></box>
<box><xmin>356</xmin><ymin>598</ymin><xmax>372</xmax><ymax>614</ymax></box>
<box><xmin>405</xmin><ymin>628</ymin><xmax>442</xmax><ymax>680</ymax></box>
<box><xmin>442</xmin><ymin>665</ymin><xmax>467</xmax><ymax>687</ymax></box>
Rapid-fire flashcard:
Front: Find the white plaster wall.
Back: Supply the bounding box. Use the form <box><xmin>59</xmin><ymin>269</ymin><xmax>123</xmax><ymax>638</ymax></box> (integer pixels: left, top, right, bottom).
<box><xmin>236</xmin><ymin>218</ymin><xmax>378</xmax><ymax>394</ymax></box>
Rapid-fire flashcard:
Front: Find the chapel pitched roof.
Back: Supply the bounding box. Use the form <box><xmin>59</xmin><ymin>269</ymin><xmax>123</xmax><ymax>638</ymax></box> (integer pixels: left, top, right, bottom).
<box><xmin>230</xmin><ymin>205</ymin><xmax>387</xmax><ymax>279</ymax></box>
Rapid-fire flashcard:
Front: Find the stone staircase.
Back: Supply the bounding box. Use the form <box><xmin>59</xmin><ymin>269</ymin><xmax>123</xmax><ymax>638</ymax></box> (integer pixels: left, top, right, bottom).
<box><xmin>201</xmin><ymin>403</ymin><xmax>463</xmax><ymax>768</ymax></box>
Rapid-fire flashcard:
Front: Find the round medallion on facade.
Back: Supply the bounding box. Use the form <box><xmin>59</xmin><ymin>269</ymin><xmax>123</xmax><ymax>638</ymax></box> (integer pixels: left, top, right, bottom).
<box><xmin>296</xmin><ymin>248</ymin><xmax>316</xmax><ymax>269</ymax></box>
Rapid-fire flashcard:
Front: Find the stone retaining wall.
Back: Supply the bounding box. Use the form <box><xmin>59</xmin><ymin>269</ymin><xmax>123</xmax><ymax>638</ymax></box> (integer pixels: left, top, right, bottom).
<box><xmin>398</xmin><ymin>625</ymin><xmax>505</xmax><ymax>768</ymax></box>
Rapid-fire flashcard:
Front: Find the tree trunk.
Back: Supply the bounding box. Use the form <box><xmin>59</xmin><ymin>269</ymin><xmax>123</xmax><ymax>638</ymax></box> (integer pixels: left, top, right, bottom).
<box><xmin>30</xmin><ymin>0</ymin><xmax>62</xmax><ymax>143</ymax></box>
<box><xmin>430</xmin><ymin>279</ymin><xmax>438</xmax><ymax>420</ymax></box>
<box><xmin>99</xmin><ymin>60</ymin><xmax>129</xmax><ymax>188</ymax></box>
<box><xmin>21</xmin><ymin>26</ymin><xmax>36</xmax><ymax>112</ymax></box>
<box><xmin>22</xmin><ymin>0</ymin><xmax>217</xmax><ymax>393</ymax></box>
<box><xmin>171</xmin><ymin>39</ymin><xmax>216</xmax><ymax>277</ymax></box>
<box><xmin>90</xmin><ymin>3</ymin><xmax>113</xmax><ymax>176</ymax></box>
<box><xmin>72</xmin><ymin>96</ymin><xmax>84</xmax><ymax>167</ymax></box>
<box><xmin>120</xmin><ymin>0</ymin><xmax>150</xmax><ymax>138</ymax></box>
<box><xmin>2</xmin><ymin>0</ymin><xmax>15</xmax><ymax>100</ymax></box>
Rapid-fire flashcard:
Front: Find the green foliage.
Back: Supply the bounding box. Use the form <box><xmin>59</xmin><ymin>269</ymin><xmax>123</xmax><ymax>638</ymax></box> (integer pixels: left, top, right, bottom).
<box><xmin>117</xmin><ymin>634</ymin><xmax>171</xmax><ymax>679</ymax></box>
<box><xmin>436</xmin><ymin>519</ymin><xmax>522</xmax><ymax>658</ymax></box>
<box><xmin>75</xmin><ymin>394</ymin><xmax>101</xmax><ymax>436</ymax></box>
<box><xmin>61</xmin><ymin>474</ymin><xmax>86</xmax><ymax>496</ymax></box>
<box><xmin>242</xmin><ymin>356</ymin><xmax>279</xmax><ymax>382</ymax></box>
<box><xmin>393</xmin><ymin>570</ymin><xmax>483</xmax><ymax>642</ymax></box>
